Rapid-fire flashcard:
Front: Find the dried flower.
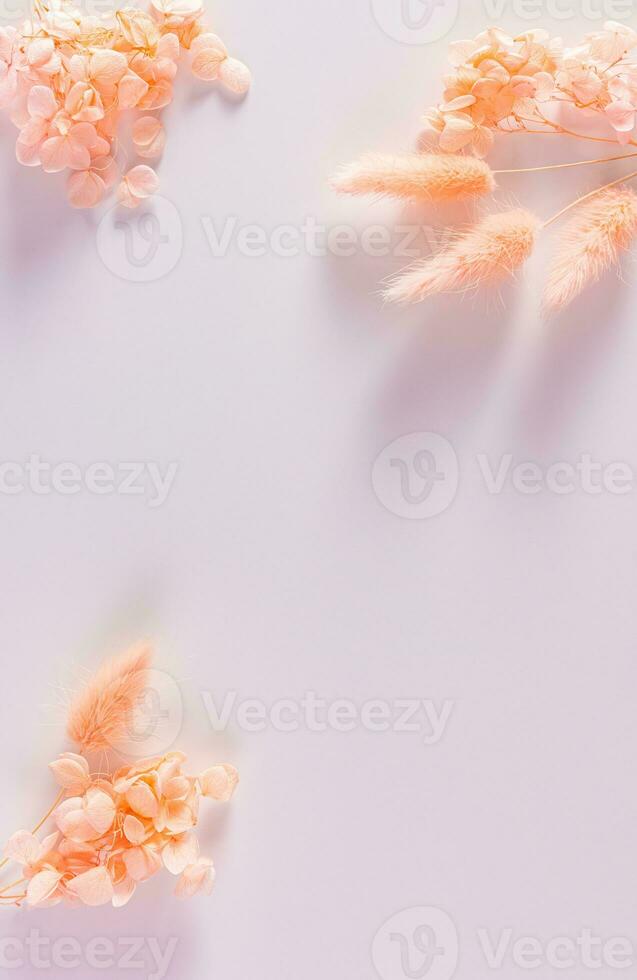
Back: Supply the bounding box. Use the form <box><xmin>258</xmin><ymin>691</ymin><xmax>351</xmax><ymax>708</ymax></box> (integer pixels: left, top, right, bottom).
<box><xmin>66</xmin><ymin>642</ymin><xmax>152</xmax><ymax>753</ymax></box>
<box><xmin>332</xmin><ymin>152</ymin><xmax>496</xmax><ymax>202</ymax></box>
<box><xmin>544</xmin><ymin>187</ymin><xmax>637</xmax><ymax>311</ymax></box>
<box><xmin>332</xmin><ymin>22</ymin><xmax>637</xmax><ymax>309</ymax></box>
<box><xmin>1</xmin><ymin>647</ymin><xmax>239</xmax><ymax>910</ymax></box>
<box><xmin>384</xmin><ymin>208</ymin><xmax>540</xmax><ymax>304</ymax></box>
<box><xmin>0</xmin><ymin>0</ymin><xmax>250</xmax><ymax>208</ymax></box>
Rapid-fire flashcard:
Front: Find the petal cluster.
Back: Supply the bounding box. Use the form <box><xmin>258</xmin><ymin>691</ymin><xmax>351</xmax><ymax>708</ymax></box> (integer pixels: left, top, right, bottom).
<box><xmin>3</xmin><ymin>752</ymin><xmax>238</xmax><ymax>908</ymax></box>
<box><xmin>423</xmin><ymin>22</ymin><xmax>637</xmax><ymax>154</ymax></box>
<box><xmin>0</xmin><ymin>0</ymin><xmax>250</xmax><ymax>208</ymax></box>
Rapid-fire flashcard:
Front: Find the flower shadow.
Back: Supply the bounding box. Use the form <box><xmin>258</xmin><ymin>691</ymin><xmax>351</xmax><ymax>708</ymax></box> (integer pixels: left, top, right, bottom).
<box><xmin>0</xmin><ymin>128</ymin><xmax>100</xmax><ymax>313</ymax></box>
<box><xmin>512</xmin><ymin>271</ymin><xmax>631</xmax><ymax>446</ymax></box>
<box><xmin>369</xmin><ymin>296</ymin><xmax>517</xmax><ymax>440</ymax></box>
<box><xmin>3</xmin><ymin>889</ymin><xmax>197</xmax><ymax>979</ymax></box>
<box><xmin>322</xmin><ymin>188</ymin><xmax>518</xmax><ymax>434</ymax></box>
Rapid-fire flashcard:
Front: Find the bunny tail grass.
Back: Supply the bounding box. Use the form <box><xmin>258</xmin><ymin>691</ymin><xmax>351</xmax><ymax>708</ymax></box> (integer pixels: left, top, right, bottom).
<box><xmin>331</xmin><ymin>153</ymin><xmax>496</xmax><ymax>202</ymax></box>
<box><xmin>543</xmin><ymin>188</ymin><xmax>637</xmax><ymax>313</ymax></box>
<box><xmin>384</xmin><ymin>208</ymin><xmax>540</xmax><ymax>304</ymax></box>
<box><xmin>67</xmin><ymin>643</ymin><xmax>153</xmax><ymax>753</ymax></box>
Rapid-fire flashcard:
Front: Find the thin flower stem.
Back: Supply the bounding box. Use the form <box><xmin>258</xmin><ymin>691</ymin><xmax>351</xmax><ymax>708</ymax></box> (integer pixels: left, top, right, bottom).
<box><xmin>31</xmin><ymin>789</ymin><xmax>65</xmax><ymax>835</ymax></box>
<box><xmin>0</xmin><ymin>877</ymin><xmax>27</xmax><ymax>896</ymax></box>
<box><xmin>0</xmin><ymin>789</ymin><xmax>65</xmax><ymax>871</ymax></box>
<box><xmin>513</xmin><ymin>112</ymin><xmax>637</xmax><ymax>148</ymax></box>
<box><xmin>542</xmin><ymin>170</ymin><xmax>637</xmax><ymax>229</ymax></box>
<box><xmin>495</xmin><ymin>152</ymin><xmax>637</xmax><ymax>174</ymax></box>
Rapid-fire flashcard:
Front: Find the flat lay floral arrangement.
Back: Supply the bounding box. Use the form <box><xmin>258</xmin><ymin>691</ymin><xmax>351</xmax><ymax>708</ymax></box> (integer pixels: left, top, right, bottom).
<box><xmin>0</xmin><ymin>0</ymin><xmax>250</xmax><ymax>209</ymax></box>
<box><xmin>0</xmin><ymin>645</ymin><xmax>238</xmax><ymax>909</ymax></box>
<box><xmin>333</xmin><ymin>21</ymin><xmax>637</xmax><ymax>312</ymax></box>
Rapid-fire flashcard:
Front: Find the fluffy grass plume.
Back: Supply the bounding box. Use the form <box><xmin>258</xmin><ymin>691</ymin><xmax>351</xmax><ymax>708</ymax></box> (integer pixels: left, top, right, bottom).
<box><xmin>67</xmin><ymin>643</ymin><xmax>153</xmax><ymax>753</ymax></box>
<box><xmin>332</xmin><ymin>153</ymin><xmax>496</xmax><ymax>202</ymax></box>
<box><xmin>544</xmin><ymin>188</ymin><xmax>637</xmax><ymax>313</ymax></box>
<box><xmin>384</xmin><ymin>208</ymin><xmax>540</xmax><ymax>304</ymax></box>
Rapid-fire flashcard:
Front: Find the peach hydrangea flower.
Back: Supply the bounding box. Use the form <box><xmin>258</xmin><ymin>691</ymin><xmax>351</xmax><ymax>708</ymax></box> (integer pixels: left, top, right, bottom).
<box><xmin>1</xmin><ymin>0</ymin><xmax>251</xmax><ymax>207</ymax></box>
<box><xmin>117</xmin><ymin>164</ymin><xmax>160</xmax><ymax>208</ymax></box>
<box><xmin>422</xmin><ymin>22</ymin><xmax>637</xmax><ymax>155</ymax></box>
<box><xmin>0</xmin><ymin>647</ymin><xmax>241</xmax><ymax>911</ymax></box>
<box><xmin>333</xmin><ymin>21</ymin><xmax>637</xmax><ymax>310</ymax></box>
<box><xmin>175</xmin><ymin>857</ymin><xmax>215</xmax><ymax>898</ymax></box>
<box><xmin>132</xmin><ymin>116</ymin><xmax>165</xmax><ymax>158</ymax></box>
<box><xmin>2</xmin><ymin>749</ymin><xmax>238</xmax><ymax>908</ymax></box>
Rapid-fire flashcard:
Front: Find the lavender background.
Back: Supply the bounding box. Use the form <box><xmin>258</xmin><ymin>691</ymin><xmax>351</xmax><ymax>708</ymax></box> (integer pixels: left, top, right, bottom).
<box><xmin>2</xmin><ymin>1</ymin><xmax>637</xmax><ymax>978</ymax></box>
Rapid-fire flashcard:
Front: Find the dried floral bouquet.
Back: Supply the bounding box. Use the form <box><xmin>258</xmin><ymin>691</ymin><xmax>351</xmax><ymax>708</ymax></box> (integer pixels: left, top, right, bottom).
<box><xmin>0</xmin><ymin>645</ymin><xmax>238</xmax><ymax>909</ymax></box>
<box><xmin>0</xmin><ymin>0</ymin><xmax>251</xmax><ymax>208</ymax></box>
<box><xmin>333</xmin><ymin>21</ymin><xmax>637</xmax><ymax>312</ymax></box>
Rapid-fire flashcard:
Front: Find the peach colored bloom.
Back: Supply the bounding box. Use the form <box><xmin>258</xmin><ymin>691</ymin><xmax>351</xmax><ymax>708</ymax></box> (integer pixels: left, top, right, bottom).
<box><xmin>117</xmin><ymin>164</ymin><xmax>160</xmax><ymax>207</ymax></box>
<box><xmin>66</xmin><ymin>866</ymin><xmax>114</xmax><ymax>906</ymax></box>
<box><xmin>418</xmin><ymin>23</ymin><xmax>637</xmax><ymax>155</ymax></box>
<box><xmin>49</xmin><ymin>753</ymin><xmax>91</xmax><ymax>794</ymax></box>
<box><xmin>1</xmin><ymin>650</ymin><xmax>241</xmax><ymax>910</ymax></box>
<box><xmin>65</xmin><ymin>81</ymin><xmax>104</xmax><ymax>123</ymax></box>
<box><xmin>1</xmin><ymin>0</ymin><xmax>250</xmax><ymax>207</ymax></box>
<box><xmin>15</xmin><ymin>85</ymin><xmax>58</xmax><ymax>167</ymax></box>
<box><xmin>132</xmin><ymin>115</ymin><xmax>165</xmax><ymax>158</ymax></box>
<box><xmin>67</xmin><ymin>168</ymin><xmax>107</xmax><ymax>208</ymax></box>
<box><xmin>4</xmin><ymin>829</ymin><xmax>60</xmax><ymax>872</ymax></box>
<box><xmin>0</xmin><ymin>27</ymin><xmax>18</xmax><ymax>108</ymax></box>
<box><xmin>118</xmin><ymin>71</ymin><xmax>149</xmax><ymax>109</ymax></box>
<box><xmin>26</xmin><ymin>37</ymin><xmax>61</xmax><ymax>76</ymax></box>
<box><xmin>55</xmin><ymin>787</ymin><xmax>116</xmax><ymax>842</ymax></box>
<box><xmin>122</xmin><ymin>844</ymin><xmax>162</xmax><ymax>881</ymax></box>
<box><xmin>26</xmin><ymin>868</ymin><xmax>65</xmax><ymax>908</ymax></box>
<box><xmin>4</xmin><ymin>830</ymin><xmax>66</xmax><ymax>908</ymax></box>
<box><xmin>162</xmin><ymin>832</ymin><xmax>199</xmax><ymax>874</ymax></box>
<box><xmin>200</xmin><ymin>764</ymin><xmax>239</xmax><ymax>801</ymax></box>
<box><xmin>68</xmin><ymin>152</ymin><xmax>118</xmax><ymax>207</ymax></box>
<box><xmin>175</xmin><ymin>857</ymin><xmax>215</xmax><ymax>898</ymax></box>
<box><xmin>40</xmin><ymin>119</ymin><xmax>109</xmax><ymax>173</ymax></box>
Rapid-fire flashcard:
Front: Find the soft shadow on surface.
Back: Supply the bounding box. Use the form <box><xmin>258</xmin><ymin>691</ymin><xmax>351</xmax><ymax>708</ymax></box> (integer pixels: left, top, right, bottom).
<box><xmin>326</xmin><ymin>125</ymin><xmax>634</xmax><ymax>434</ymax></box>
<box><xmin>3</xmin><ymin>890</ymin><xmax>197</xmax><ymax>980</ymax></box>
<box><xmin>1</xmin><ymin>133</ymin><xmax>99</xmax><ymax>313</ymax></box>
<box><xmin>198</xmin><ymin>803</ymin><xmax>232</xmax><ymax>854</ymax></box>
<box><xmin>5</xmin><ymin>167</ymin><xmax>92</xmax><ymax>267</ymax></box>
<box><xmin>513</xmin><ymin>272</ymin><xmax>631</xmax><ymax>445</ymax></box>
<box><xmin>324</xmin><ymin>202</ymin><xmax>517</xmax><ymax>431</ymax></box>
<box><xmin>370</xmin><ymin>297</ymin><xmax>516</xmax><ymax>433</ymax></box>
